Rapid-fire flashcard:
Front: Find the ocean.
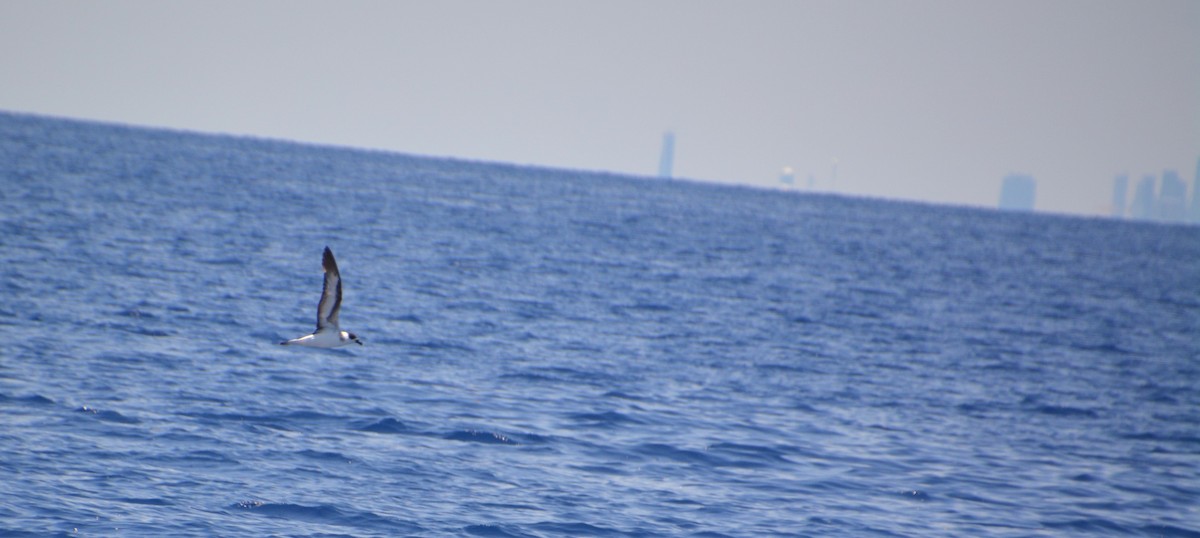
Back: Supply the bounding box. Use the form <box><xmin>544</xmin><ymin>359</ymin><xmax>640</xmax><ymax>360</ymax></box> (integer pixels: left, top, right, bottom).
<box><xmin>1</xmin><ymin>111</ymin><xmax>1197</xmax><ymax>537</ymax></box>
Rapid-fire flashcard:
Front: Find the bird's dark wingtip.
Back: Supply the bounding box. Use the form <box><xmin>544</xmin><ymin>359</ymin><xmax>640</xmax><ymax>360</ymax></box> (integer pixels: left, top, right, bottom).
<box><xmin>322</xmin><ymin>247</ymin><xmax>339</xmax><ymax>274</ymax></box>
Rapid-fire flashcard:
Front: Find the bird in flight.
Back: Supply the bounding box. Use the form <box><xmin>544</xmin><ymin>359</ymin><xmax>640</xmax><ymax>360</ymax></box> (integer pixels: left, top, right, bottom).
<box><xmin>280</xmin><ymin>246</ymin><xmax>363</xmax><ymax>347</ymax></box>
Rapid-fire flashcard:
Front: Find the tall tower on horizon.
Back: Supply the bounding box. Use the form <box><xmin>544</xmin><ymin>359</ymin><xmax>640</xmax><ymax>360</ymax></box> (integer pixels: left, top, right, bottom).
<box><xmin>1111</xmin><ymin>174</ymin><xmax>1129</xmax><ymax>218</ymax></box>
<box><xmin>1191</xmin><ymin>156</ymin><xmax>1200</xmax><ymax>223</ymax></box>
<box><xmin>658</xmin><ymin>132</ymin><xmax>675</xmax><ymax>179</ymax></box>
<box><xmin>1157</xmin><ymin>170</ymin><xmax>1187</xmax><ymax>222</ymax></box>
<box><xmin>1131</xmin><ymin>174</ymin><xmax>1156</xmax><ymax>220</ymax></box>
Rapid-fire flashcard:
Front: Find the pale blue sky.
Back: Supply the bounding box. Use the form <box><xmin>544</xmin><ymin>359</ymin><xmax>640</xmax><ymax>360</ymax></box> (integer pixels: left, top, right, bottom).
<box><xmin>2</xmin><ymin>1</ymin><xmax>1197</xmax><ymax>215</ymax></box>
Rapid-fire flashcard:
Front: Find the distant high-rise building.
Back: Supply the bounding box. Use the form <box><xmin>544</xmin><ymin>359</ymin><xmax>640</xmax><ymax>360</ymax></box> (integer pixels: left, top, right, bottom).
<box><xmin>658</xmin><ymin>132</ymin><xmax>675</xmax><ymax>179</ymax></box>
<box><xmin>1191</xmin><ymin>156</ymin><xmax>1200</xmax><ymax>224</ymax></box>
<box><xmin>1157</xmin><ymin>170</ymin><xmax>1187</xmax><ymax>222</ymax></box>
<box><xmin>1111</xmin><ymin>174</ymin><xmax>1128</xmax><ymax>218</ymax></box>
<box><xmin>1130</xmin><ymin>174</ymin><xmax>1157</xmax><ymax>220</ymax></box>
<box><xmin>998</xmin><ymin>174</ymin><xmax>1036</xmax><ymax>211</ymax></box>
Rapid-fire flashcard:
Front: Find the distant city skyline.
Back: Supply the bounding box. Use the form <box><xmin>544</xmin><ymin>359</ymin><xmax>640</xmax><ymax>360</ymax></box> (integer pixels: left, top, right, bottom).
<box><xmin>1113</xmin><ymin>158</ymin><xmax>1200</xmax><ymax>225</ymax></box>
<box><xmin>1</xmin><ymin>1</ymin><xmax>1196</xmax><ymax>216</ymax></box>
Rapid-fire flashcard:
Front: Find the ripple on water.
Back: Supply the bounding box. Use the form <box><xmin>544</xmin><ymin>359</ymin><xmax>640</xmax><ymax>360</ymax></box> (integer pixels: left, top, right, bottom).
<box><xmin>357</xmin><ymin>417</ymin><xmax>412</xmax><ymax>434</ymax></box>
<box><xmin>443</xmin><ymin>429</ymin><xmax>519</xmax><ymax>445</ymax></box>
<box><xmin>231</xmin><ymin>501</ymin><xmax>424</xmax><ymax>534</ymax></box>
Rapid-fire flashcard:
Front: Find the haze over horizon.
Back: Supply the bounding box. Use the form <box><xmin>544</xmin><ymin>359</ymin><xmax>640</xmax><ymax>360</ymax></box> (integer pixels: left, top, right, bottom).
<box><xmin>2</xmin><ymin>1</ymin><xmax>1197</xmax><ymax>216</ymax></box>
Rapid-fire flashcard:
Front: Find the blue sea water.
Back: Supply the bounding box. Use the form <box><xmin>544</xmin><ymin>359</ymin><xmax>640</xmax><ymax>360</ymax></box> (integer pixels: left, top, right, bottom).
<box><xmin>1</xmin><ymin>111</ymin><xmax>1198</xmax><ymax>537</ymax></box>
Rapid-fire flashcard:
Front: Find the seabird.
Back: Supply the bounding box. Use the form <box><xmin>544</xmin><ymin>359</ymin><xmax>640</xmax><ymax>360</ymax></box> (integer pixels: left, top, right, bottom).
<box><xmin>280</xmin><ymin>246</ymin><xmax>364</xmax><ymax>347</ymax></box>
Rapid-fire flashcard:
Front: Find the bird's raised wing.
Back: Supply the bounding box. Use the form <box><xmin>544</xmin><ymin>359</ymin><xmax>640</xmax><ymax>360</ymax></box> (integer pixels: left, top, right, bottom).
<box><xmin>316</xmin><ymin>246</ymin><xmax>343</xmax><ymax>330</ymax></box>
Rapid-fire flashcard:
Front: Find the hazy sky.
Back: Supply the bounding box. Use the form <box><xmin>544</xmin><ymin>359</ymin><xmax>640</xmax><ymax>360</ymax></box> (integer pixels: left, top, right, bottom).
<box><xmin>2</xmin><ymin>1</ymin><xmax>1197</xmax><ymax>215</ymax></box>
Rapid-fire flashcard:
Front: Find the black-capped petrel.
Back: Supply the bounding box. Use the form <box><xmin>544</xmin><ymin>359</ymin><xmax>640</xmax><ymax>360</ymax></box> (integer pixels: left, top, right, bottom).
<box><xmin>280</xmin><ymin>246</ymin><xmax>364</xmax><ymax>347</ymax></box>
